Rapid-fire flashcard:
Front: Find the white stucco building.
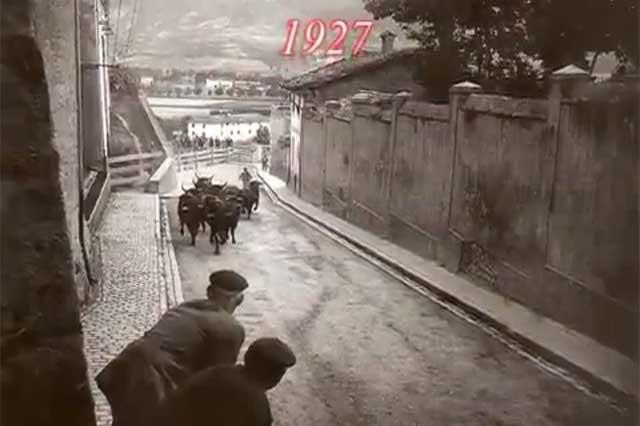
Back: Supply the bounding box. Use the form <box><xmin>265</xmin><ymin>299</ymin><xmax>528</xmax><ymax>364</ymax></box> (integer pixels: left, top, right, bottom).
<box><xmin>140</xmin><ymin>76</ymin><xmax>154</xmax><ymax>87</ymax></box>
<box><xmin>187</xmin><ymin>114</ymin><xmax>270</xmax><ymax>142</ymax></box>
<box><xmin>289</xmin><ymin>93</ymin><xmax>303</xmax><ymax>192</ymax></box>
<box><xmin>205</xmin><ymin>79</ymin><xmax>234</xmax><ymax>91</ymax></box>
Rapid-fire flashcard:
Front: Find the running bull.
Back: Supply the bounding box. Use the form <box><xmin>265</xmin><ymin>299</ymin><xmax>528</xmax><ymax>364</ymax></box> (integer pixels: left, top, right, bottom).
<box><xmin>239</xmin><ymin>180</ymin><xmax>261</xmax><ymax>220</ymax></box>
<box><xmin>177</xmin><ymin>186</ymin><xmax>206</xmax><ymax>245</ymax></box>
<box><xmin>203</xmin><ymin>193</ymin><xmax>242</xmax><ymax>255</ymax></box>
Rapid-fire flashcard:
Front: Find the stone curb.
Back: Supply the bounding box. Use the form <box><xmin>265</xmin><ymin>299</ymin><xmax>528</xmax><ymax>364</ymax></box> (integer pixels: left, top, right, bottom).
<box><xmin>158</xmin><ymin>196</ymin><xmax>185</xmax><ymax>306</ymax></box>
<box><xmin>255</xmin><ymin>170</ymin><xmax>638</xmax><ymax>413</ymax></box>
<box><xmin>155</xmin><ymin>195</ymin><xmax>168</xmax><ymax>313</ymax></box>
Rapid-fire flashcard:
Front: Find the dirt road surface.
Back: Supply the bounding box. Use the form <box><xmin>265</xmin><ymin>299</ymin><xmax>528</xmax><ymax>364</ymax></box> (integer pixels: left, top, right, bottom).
<box><xmin>165</xmin><ymin>164</ymin><xmax>633</xmax><ymax>426</ymax></box>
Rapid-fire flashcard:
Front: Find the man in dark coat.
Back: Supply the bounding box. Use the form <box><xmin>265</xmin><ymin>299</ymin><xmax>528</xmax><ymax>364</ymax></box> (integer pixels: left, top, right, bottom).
<box><xmin>155</xmin><ymin>337</ymin><xmax>296</xmax><ymax>426</ymax></box>
<box><xmin>95</xmin><ymin>270</ymin><xmax>249</xmax><ymax>426</ymax></box>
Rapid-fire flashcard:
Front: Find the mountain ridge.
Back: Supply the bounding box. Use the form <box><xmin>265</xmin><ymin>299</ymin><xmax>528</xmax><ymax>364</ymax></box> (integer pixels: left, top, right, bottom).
<box><xmin>111</xmin><ymin>0</ymin><xmax>416</xmax><ymax>72</ymax></box>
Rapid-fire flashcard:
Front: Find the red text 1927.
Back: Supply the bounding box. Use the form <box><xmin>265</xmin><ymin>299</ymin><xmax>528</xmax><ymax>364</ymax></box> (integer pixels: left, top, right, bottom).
<box><xmin>280</xmin><ymin>19</ymin><xmax>374</xmax><ymax>57</ymax></box>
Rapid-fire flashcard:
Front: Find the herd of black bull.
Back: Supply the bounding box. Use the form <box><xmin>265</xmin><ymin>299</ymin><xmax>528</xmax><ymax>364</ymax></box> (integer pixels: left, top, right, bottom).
<box><xmin>178</xmin><ymin>174</ymin><xmax>261</xmax><ymax>254</ymax></box>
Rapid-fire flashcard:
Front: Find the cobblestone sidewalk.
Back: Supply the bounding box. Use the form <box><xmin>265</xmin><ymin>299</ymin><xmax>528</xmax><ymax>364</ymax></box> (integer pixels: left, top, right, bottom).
<box><xmin>80</xmin><ymin>193</ymin><xmax>172</xmax><ymax>426</ymax></box>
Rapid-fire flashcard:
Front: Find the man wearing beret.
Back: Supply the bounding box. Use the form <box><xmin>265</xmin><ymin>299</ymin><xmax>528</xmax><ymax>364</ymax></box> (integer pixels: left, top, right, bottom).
<box><xmin>155</xmin><ymin>337</ymin><xmax>297</xmax><ymax>426</ymax></box>
<box><xmin>96</xmin><ymin>270</ymin><xmax>249</xmax><ymax>426</ymax></box>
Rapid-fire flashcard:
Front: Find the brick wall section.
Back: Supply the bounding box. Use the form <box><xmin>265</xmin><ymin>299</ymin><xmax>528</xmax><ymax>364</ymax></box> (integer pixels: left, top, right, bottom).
<box><xmin>295</xmin><ymin>80</ymin><xmax>639</xmax><ymax>360</ymax></box>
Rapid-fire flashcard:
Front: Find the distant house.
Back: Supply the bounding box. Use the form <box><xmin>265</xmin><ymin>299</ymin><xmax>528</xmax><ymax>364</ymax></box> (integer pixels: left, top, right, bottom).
<box><xmin>281</xmin><ymin>31</ymin><xmax>425</xmax><ymax>104</ymax></box>
<box><xmin>187</xmin><ymin>114</ymin><xmax>269</xmax><ymax>142</ymax></box>
<box><xmin>161</xmin><ymin>68</ymin><xmax>175</xmax><ymax>78</ymax></box>
<box><xmin>280</xmin><ymin>31</ymin><xmax>426</xmax><ymax>193</ymax></box>
<box><xmin>194</xmin><ymin>72</ymin><xmax>207</xmax><ymax>90</ymax></box>
<box><xmin>139</xmin><ymin>76</ymin><xmax>154</xmax><ymax>88</ymax></box>
<box><xmin>205</xmin><ymin>78</ymin><xmax>234</xmax><ymax>91</ymax></box>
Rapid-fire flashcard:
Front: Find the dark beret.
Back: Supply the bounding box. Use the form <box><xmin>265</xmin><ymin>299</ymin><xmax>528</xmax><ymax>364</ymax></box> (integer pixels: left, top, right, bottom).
<box><xmin>244</xmin><ymin>337</ymin><xmax>296</xmax><ymax>370</ymax></box>
<box><xmin>207</xmin><ymin>270</ymin><xmax>249</xmax><ymax>293</ymax></box>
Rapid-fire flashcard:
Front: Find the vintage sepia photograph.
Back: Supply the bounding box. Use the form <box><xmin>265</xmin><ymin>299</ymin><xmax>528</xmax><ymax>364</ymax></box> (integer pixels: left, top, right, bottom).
<box><xmin>1</xmin><ymin>0</ymin><xmax>638</xmax><ymax>425</ymax></box>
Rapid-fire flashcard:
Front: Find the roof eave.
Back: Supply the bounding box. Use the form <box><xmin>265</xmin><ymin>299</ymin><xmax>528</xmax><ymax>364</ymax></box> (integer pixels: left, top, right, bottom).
<box><xmin>280</xmin><ymin>49</ymin><xmax>419</xmax><ymax>92</ymax></box>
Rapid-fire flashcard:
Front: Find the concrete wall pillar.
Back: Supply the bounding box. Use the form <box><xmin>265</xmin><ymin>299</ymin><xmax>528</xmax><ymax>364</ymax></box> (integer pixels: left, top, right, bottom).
<box><xmin>437</xmin><ymin>81</ymin><xmax>483</xmax><ymax>272</ymax></box>
<box><xmin>543</xmin><ymin>65</ymin><xmax>591</xmax><ymax>242</ymax></box>
<box><xmin>384</xmin><ymin>92</ymin><xmax>411</xmax><ymax>234</ymax></box>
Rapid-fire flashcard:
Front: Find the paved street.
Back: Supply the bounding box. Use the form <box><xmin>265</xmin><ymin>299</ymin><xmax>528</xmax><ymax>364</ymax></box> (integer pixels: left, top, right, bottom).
<box><xmin>166</xmin><ymin>164</ymin><xmax>632</xmax><ymax>426</ymax></box>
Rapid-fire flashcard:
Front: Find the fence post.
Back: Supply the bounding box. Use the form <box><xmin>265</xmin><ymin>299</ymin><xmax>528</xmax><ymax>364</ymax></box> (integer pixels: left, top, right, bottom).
<box><xmin>384</xmin><ymin>92</ymin><xmax>411</xmax><ymax>236</ymax></box>
<box><xmin>437</xmin><ymin>81</ymin><xmax>482</xmax><ymax>272</ymax></box>
<box><xmin>321</xmin><ymin>102</ymin><xmax>334</xmax><ymax>208</ymax></box>
<box><xmin>194</xmin><ymin>140</ymin><xmax>198</xmax><ymax>172</ymax></box>
<box><xmin>542</xmin><ymin>65</ymin><xmax>590</xmax><ymax>255</ymax></box>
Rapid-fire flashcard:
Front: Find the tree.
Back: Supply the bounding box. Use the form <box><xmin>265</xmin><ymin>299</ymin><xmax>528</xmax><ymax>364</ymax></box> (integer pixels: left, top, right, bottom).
<box><xmin>253</xmin><ymin>125</ymin><xmax>270</xmax><ymax>145</ymax></box>
<box><xmin>214</xmin><ymin>87</ymin><xmax>224</xmax><ymax>96</ymax></box>
<box><xmin>226</xmin><ymin>88</ymin><xmax>234</xmax><ymax>96</ymax></box>
<box><xmin>194</xmin><ymin>87</ymin><xmax>203</xmax><ymax>95</ymax></box>
<box><xmin>175</xmin><ymin>87</ymin><xmax>183</xmax><ymax>97</ymax></box>
<box><xmin>363</xmin><ymin>0</ymin><xmax>638</xmax><ymax>98</ymax></box>
<box><xmin>528</xmin><ymin>0</ymin><xmax>638</xmax><ymax>72</ymax></box>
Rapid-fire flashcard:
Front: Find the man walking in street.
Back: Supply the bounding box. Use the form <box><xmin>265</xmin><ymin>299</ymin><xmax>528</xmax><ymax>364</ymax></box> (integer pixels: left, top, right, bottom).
<box><xmin>239</xmin><ymin>167</ymin><xmax>253</xmax><ymax>190</ymax></box>
<box><xmin>95</xmin><ymin>270</ymin><xmax>249</xmax><ymax>426</ymax></box>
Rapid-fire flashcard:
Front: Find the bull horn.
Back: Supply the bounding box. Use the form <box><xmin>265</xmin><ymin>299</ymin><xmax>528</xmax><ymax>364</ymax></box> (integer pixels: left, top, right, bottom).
<box><xmin>222</xmin><ymin>181</ymin><xmax>228</xmax><ymax>189</ymax></box>
<box><xmin>208</xmin><ymin>175</ymin><xmax>214</xmax><ymax>182</ymax></box>
<box><xmin>181</xmin><ymin>184</ymin><xmax>188</xmax><ymax>192</ymax></box>
<box><xmin>192</xmin><ymin>177</ymin><xmax>197</xmax><ymax>185</ymax></box>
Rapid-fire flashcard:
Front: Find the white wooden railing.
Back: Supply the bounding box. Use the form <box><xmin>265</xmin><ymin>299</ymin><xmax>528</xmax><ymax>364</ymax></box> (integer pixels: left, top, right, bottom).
<box><xmin>108</xmin><ymin>151</ymin><xmax>165</xmax><ymax>188</ymax></box>
<box><xmin>174</xmin><ymin>147</ymin><xmax>234</xmax><ymax>172</ymax></box>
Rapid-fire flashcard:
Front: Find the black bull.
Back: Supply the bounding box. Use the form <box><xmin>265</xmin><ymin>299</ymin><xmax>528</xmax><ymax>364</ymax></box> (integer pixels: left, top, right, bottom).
<box><xmin>177</xmin><ymin>192</ymin><xmax>205</xmax><ymax>246</ymax></box>
<box><xmin>203</xmin><ymin>194</ymin><xmax>241</xmax><ymax>255</ymax></box>
<box><xmin>240</xmin><ymin>180</ymin><xmax>261</xmax><ymax>220</ymax></box>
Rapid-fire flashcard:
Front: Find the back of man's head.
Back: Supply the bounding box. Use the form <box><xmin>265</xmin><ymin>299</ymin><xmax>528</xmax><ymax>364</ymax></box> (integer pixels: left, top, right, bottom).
<box><xmin>206</xmin><ymin>270</ymin><xmax>249</xmax><ymax>313</ymax></box>
<box><xmin>207</xmin><ymin>270</ymin><xmax>248</xmax><ymax>293</ymax></box>
<box><xmin>244</xmin><ymin>337</ymin><xmax>296</xmax><ymax>391</ymax></box>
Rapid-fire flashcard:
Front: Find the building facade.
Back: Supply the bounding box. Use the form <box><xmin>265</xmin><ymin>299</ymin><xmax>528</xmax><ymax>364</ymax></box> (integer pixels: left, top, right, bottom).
<box><xmin>289</xmin><ymin>93</ymin><xmax>304</xmax><ymax>194</ymax></box>
<box><xmin>269</xmin><ymin>103</ymin><xmax>291</xmax><ymax>147</ymax></box>
<box><xmin>187</xmin><ymin>114</ymin><xmax>270</xmax><ymax>142</ymax></box>
<box><xmin>269</xmin><ymin>104</ymin><xmax>291</xmax><ymax>182</ymax></box>
<box><xmin>2</xmin><ymin>0</ymin><xmax>113</xmax><ymax>422</ymax></box>
<box><xmin>280</xmin><ymin>32</ymin><xmax>427</xmax><ymax>195</ymax></box>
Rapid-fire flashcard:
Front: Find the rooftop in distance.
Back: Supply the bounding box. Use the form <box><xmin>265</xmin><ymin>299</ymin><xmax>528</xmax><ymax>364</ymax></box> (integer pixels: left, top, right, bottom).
<box><xmin>188</xmin><ymin>113</ymin><xmax>269</xmax><ymax>126</ymax></box>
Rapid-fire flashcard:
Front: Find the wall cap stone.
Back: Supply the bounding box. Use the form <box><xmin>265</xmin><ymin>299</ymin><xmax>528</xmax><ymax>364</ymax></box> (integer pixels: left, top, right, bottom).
<box><xmin>450</xmin><ymin>81</ymin><xmax>482</xmax><ymax>94</ymax></box>
<box><xmin>551</xmin><ymin>65</ymin><xmax>591</xmax><ymax>81</ymax></box>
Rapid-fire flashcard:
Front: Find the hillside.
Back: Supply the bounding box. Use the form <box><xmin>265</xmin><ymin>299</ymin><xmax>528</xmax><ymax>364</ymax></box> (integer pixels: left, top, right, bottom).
<box><xmin>110</xmin><ymin>0</ymin><xmax>416</xmax><ymax>72</ymax></box>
